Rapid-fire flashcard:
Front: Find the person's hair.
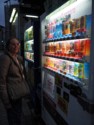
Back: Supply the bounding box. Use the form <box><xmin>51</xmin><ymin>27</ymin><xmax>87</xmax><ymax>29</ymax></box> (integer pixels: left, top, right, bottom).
<box><xmin>6</xmin><ymin>37</ymin><xmax>19</xmax><ymax>50</ymax></box>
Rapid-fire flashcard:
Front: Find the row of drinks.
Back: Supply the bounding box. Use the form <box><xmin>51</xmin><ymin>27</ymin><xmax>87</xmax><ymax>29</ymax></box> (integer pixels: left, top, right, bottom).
<box><xmin>24</xmin><ymin>29</ymin><xmax>33</xmax><ymax>41</ymax></box>
<box><xmin>45</xmin><ymin>14</ymin><xmax>91</xmax><ymax>40</ymax></box>
<box><xmin>24</xmin><ymin>42</ymin><xmax>34</xmax><ymax>51</ymax></box>
<box><xmin>24</xmin><ymin>52</ymin><xmax>34</xmax><ymax>61</ymax></box>
<box><xmin>44</xmin><ymin>57</ymin><xmax>89</xmax><ymax>79</ymax></box>
<box><xmin>44</xmin><ymin>38</ymin><xmax>90</xmax><ymax>59</ymax></box>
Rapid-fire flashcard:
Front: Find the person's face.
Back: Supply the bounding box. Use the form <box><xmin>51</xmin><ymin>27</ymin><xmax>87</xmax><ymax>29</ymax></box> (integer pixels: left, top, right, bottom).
<box><xmin>9</xmin><ymin>38</ymin><xmax>20</xmax><ymax>55</ymax></box>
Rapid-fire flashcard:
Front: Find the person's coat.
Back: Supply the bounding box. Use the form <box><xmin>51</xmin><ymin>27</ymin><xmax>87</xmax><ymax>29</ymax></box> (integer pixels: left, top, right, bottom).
<box><xmin>0</xmin><ymin>51</ymin><xmax>26</xmax><ymax>108</ymax></box>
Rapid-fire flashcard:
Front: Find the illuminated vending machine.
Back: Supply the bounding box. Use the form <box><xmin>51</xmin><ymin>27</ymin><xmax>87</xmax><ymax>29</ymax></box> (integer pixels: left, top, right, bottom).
<box><xmin>24</xmin><ymin>20</ymin><xmax>41</xmax><ymax>108</ymax></box>
<box><xmin>41</xmin><ymin>0</ymin><xmax>94</xmax><ymax>125</ymax></box>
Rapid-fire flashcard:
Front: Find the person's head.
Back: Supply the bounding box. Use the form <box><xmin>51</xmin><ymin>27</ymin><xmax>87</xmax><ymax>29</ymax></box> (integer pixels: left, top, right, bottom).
<box><xmin>6</xmin><ymin>37</ymin><xmax>20</xmax><ymax>55</ymax></box>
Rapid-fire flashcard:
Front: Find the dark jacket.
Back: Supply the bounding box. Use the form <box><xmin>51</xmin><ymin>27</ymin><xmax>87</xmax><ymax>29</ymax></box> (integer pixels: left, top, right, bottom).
<box><xmin>0</xmin><ymin>51</ymin><xmax>26</xmax><ymax>108</ymax></box>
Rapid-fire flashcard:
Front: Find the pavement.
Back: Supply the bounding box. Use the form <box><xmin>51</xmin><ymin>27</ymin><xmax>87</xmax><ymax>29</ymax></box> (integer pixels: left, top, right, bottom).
<box><xmin>0</xmin><ymin>97</ymin><xmax>45</xmax><ymax>125</ymax></box>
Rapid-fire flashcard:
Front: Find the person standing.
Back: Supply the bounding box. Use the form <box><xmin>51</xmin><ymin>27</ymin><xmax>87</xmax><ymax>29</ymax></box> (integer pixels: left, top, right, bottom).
<box><xmin>0</xmin><ymin>37</ymin><xmax>29</xmax><ymax>125</ymax></box>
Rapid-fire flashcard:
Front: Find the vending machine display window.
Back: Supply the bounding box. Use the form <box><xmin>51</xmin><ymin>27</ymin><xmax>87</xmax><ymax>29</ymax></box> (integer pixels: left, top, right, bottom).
<box><xmin>24</xmin><ymin>26</ymin><xmax>34</xmax><ymax>62</ymax></box>
<box><xmin>42</xmin><ymin>0</ymin><xmax>92</xmax><ymax>89</ymax></box>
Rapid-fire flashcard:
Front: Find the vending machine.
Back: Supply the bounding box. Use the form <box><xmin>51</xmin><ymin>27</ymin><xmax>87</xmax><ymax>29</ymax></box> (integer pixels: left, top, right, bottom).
<box><xmin>24</xmin><ymin>19</ymin><xmax>41</xmax><ymax>85</ymax></box>
<box><xmin>41</xmin><ymin>0</ymin><xmax>94</xmax><ymax>125</ymax></box>
<box><xmin>24</xmin><ymin>19</ymin><xmax>41</xmax><ymax>113</ymax></box>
